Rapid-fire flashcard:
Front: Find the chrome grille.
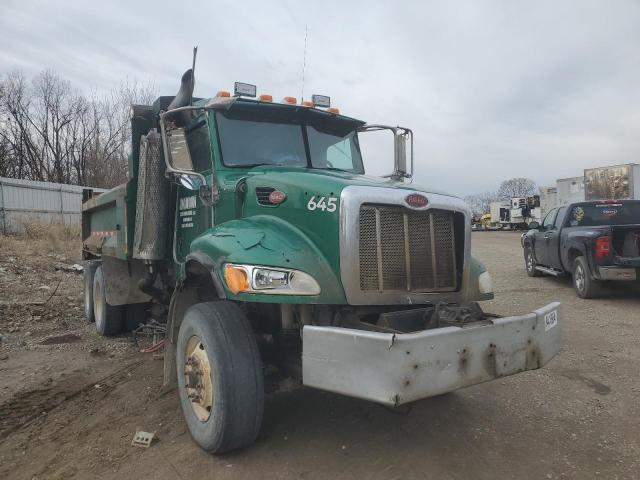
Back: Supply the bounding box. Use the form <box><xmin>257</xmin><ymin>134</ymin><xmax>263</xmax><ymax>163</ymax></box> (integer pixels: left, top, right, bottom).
<box><xmin>358</xmin><ymin>205</ymin><xmax>457</xmax><ymax>292</ymax></box>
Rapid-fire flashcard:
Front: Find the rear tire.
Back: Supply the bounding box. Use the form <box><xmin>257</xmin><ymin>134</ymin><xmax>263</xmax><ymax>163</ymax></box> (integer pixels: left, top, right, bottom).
<box><xmin>573</xmin><ymin>256</ymin><xmax>601</xmax><ymax>299</ymax></box>
<box><xmin>524</xmin><ymin>246</ymin><xmax>542</xmax><ymax>277</ymax></box>
<box><xmin>93</xmin><ymin>265</ymin><xmax>124</xmax><ymax>336</ymax></box>
<box><xmin>83</xmin><ymin>260</ymin><xmax>101</xmax><ymax>323</ymax></box>
<box><xmin>176</xmin><ymin>301</ymin><xmax>264</xmax><ymax>453</ymax></box>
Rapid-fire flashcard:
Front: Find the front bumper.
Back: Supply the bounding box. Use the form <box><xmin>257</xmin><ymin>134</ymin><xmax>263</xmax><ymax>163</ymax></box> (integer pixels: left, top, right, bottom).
<box><xmin>302</xmin><ymin>302</ymin><xmax>561</xmax><ymax>406</ymax></box>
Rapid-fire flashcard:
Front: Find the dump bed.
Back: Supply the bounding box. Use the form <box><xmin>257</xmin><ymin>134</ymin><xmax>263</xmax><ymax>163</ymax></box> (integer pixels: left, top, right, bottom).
<box><xmin>81</xmin><ymin>183</ymin><xmax>131</xmax><ymax>260</ymax></box>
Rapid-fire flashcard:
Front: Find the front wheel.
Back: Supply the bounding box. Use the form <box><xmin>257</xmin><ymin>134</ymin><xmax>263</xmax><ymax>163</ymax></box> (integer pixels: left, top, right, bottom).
<box><xmin>573</xmin><ymin>256</ymin><xmax>601</xmax><ymax>299</ymax></box>
<box><xmin>524</xmin><ymin>246</ymin><xmax>542</xmax><ymax>277</ymax></box>
<box><xmin>176</xmin><ymin>301</ymin><xmax>264</xmax><ymax>453</ymax></box>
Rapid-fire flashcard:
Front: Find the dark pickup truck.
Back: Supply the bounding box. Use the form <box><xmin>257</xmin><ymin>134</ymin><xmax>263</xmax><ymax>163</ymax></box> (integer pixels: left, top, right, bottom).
<box><xmin>521</xmin><ymin>200</ymin><xmax>640</xmax><ymax>298</ymax></box>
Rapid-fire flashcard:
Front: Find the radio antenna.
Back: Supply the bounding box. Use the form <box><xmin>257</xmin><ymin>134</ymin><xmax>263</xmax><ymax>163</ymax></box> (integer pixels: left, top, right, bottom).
<box><xmin>190</xmin><ymin>46</ymin><xmax>198</xmax><ymax>105</ymax></box>
<box><xmin>300</xmin><ymin>25</ymin><xmax>308</xmax><ymax>102</ymax></box>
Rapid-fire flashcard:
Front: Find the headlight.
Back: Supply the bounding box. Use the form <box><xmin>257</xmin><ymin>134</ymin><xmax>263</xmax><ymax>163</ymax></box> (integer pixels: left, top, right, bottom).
<box><xmin>478</xmin><ymin>271</ymin><xmax>493</xmax><ymax>294</ymax></box>
<box><xmin>223</xmin><ymin>264</ymin><xmax>321</xmax><ymax>296</ymax></box>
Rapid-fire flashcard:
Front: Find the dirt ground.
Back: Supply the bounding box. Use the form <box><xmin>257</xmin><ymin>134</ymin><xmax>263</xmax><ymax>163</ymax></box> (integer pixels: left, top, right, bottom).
<box><xmin>0</xmin><ymin>232</ymin><xmax>639</xmax><ymax>480</ymax></box>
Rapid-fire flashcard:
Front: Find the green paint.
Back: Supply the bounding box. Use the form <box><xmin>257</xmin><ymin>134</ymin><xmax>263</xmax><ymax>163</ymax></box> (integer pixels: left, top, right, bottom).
<box><xmin>84</xmin><ymin>98</ymin><xmax>486</xmax><ymax>306</ymax></box>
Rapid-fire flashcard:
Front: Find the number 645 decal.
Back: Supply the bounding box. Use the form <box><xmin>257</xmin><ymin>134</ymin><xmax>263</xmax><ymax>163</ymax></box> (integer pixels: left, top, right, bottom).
<box><xmin>307</xmin><ymin>196</ymin><xmax>337</xmax><ymax>212</ymax></box>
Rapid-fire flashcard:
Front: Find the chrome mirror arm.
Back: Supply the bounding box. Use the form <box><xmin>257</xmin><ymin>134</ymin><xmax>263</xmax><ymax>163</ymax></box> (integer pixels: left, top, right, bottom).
<box><xmin>358</xmin><ymin>124</ymin><xmax>414</xmax><ymax>181</ymax></box>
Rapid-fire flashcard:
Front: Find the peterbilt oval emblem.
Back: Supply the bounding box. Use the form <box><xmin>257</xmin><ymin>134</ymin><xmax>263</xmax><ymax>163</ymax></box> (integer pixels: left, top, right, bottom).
<box><xmin>405</xmin><ymin>193</ymin><xmax>428</xmax><ymax>209</ymax></box>
<box><xmin>268</xmin><ymin>190</ymin><xmax>287</xmax><ymax>204</ymax></box>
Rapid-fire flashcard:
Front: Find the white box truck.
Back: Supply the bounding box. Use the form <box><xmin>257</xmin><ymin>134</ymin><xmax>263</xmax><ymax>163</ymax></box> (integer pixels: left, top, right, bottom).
<box><xmin>584</xmin><ymin>163</ymin><xmax>640</xmax><ymax>201</ymax></box>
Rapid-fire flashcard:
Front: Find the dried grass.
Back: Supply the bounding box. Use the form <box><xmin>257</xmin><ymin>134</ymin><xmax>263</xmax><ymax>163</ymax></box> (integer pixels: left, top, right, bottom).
<box><xmin>18</xmin><ymin>219</ymin><xmax>80</xmax><ymax>241</ymax></box>
<box><xmin>0</xmin><ymin>219</ymin><xmax>80</xmax><ymax>257</ymax></box>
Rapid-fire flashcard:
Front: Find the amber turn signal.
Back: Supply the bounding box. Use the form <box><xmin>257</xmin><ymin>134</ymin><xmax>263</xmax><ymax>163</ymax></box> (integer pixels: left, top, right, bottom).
<box><xmin>224</xmin><ymin>265</ymin><xmax>250</xmax><ymax>294</ymax></box>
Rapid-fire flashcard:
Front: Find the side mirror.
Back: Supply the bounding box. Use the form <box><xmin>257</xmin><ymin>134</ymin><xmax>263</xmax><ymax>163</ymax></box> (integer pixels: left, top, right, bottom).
<box><xmin>177</xmin><ymin>174</ymin><xmax>202</xmax><ymax>191</ymax></box>
<box><xmin>166</xmin><ymin>128</ymin><xmax>193</xmax><ymax>171</ymax></box>
<box><xmin>528</xmin><ymin>221</ymin><xmax>540</xmax><ymax>230</ymax></box>
<box><xmin>176</xmin><ymin>174</ymin><xmax>216</xmax><ymax>206</ymax></box>
<box><xmin>394</xmin><ymin>132</ymin><xmax>407</xmax><ymax>176</ymax></box>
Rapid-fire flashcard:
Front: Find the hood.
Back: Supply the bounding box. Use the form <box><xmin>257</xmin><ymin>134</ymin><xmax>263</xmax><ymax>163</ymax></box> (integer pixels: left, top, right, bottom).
<box><xmin>241</xmin><ymin>166</ymin><xmax>458</xmax><ymax>199</ymax></box>
<box><xmin>238</xmin><ymin>167</ymin><xmax>461</xmax><ymax>281</ymax></box>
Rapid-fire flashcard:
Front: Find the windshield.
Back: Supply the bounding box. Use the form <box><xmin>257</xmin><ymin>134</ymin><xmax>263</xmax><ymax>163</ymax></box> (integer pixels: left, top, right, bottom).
<box><xmin>566</xmin><ymin>202</ymin><xmax>640</xmax><ymax>227</ymax></box>
<box><xmin>215</xmin><ymin>108</ymin><xmax>364</xmax><ymax>173</ymax></box>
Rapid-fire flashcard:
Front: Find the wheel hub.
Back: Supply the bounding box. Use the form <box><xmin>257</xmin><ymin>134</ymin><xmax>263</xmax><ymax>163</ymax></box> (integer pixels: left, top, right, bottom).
<box><xmin>184</xmin><ymin>336</ymin><xmax>213</xmax><ymax>422</ymax></box>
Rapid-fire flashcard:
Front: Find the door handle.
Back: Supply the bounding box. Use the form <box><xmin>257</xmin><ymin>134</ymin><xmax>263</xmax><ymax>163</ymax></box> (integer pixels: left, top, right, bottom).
<box><xmin>544</xmin><ymin>234</ymin><xmax>551</xmax><ymax>239</ymax></box>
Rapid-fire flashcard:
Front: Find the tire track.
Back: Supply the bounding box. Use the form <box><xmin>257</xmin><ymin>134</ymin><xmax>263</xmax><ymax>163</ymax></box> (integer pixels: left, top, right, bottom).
<box><xmin>0</xmin><ymin>360</ymin><xmax>143</xmax><ymax>440</ymax></box>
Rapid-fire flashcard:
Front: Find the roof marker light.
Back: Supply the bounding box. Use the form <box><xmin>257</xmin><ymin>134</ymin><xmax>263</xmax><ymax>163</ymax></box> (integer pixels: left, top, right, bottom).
<box><xmin>282</xmin><ymin>96</ymin><xmax>297</xmax><ymax>105</ymax></box>
<box><xmin>326</xmin><ymin>107</ymin><xmax>340</xmax><ymax>114</ymax></box>
<box><xmin>234</xmin><ymin>82</ymin><xmax>257</xmax><ymax>97</ymax></box>
<box><xmin>312</xmin><ymin>94</ymin><xmax>330</xmax><ymax>108</ymax></box>
<box><xmin>259</xmin><ymin>94</ymin><xmax>273</xmax><ymax>102</ymax></box>
<box><xmin>302</xmin><ymin>100</ymin><xmax>314</xmax><ymax>107</ymax></box>
<box><xmin>216</xmin><ymin>90</ymin><xmax>231</xmax><ymax>98</ymax></box>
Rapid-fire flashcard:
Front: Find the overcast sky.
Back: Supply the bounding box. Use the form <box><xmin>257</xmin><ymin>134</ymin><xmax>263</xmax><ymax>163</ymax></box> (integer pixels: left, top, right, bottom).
<box><xmin>2</xmin><ymin>0</ymin><xmax>639</xmax><ymax>196</ymax></box>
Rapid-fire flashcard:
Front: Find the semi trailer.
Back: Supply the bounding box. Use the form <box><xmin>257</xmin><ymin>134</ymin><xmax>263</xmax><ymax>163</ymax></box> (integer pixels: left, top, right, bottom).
<box><xmin>82</xmin><ymin>68</ymin><xmax>561</xmax><ymax>453</ymax></box>
<box><xmin>584</xmin><ymin>164</ymin><xmax>640</xmax><ymax>201</ymax></box>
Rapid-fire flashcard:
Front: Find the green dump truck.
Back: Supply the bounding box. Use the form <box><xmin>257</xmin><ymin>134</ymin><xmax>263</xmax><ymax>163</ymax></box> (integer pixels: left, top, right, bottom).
<box><xmin>82</xmin><ymin>70</ymin><xmax>561</xmax><ymax>453</ymax></box>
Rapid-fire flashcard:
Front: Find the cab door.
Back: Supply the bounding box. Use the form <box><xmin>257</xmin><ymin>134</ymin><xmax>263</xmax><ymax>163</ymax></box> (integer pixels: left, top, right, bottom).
<box><xmin>173</xmin><ymin>120</ymin><xmax>215</xmax><ymax>262</ymax></box>
<box><xmin>535</xmin><ymin>208</ymin><xmax>558</xmax><ymax>266</ymax></box>
<box><xmin>546</xmin><ymin>206</ymin><xmax>567</xmax><ymax>269</ymax></box>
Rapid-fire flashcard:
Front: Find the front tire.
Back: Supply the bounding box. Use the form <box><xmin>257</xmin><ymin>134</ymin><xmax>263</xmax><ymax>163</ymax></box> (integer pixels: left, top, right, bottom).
<box><xmin>524</xmin><ymin>246</ymin><xmax>542</xmax><ymax>277</ymax></box>
<box><xmin>93</xmin><ymin>265</ymin><xmax>124</xmax><ymax>335</ymax></box>
<box><xmin>176</xmin><ymin>301</ymin><xmax>264</xmax><ymax>453</ymax></box>
<box><xmin>573</xmin><ymin>256</ymin><xmax>601</xmax><ymax>299</ymax></box>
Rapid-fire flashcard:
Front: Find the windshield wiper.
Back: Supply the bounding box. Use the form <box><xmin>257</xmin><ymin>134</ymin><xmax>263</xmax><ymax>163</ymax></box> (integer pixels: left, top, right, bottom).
<box><xmin>241</xmin><ymin>163</ymin><xmax>271</xmax><ymax>168</ymax></box>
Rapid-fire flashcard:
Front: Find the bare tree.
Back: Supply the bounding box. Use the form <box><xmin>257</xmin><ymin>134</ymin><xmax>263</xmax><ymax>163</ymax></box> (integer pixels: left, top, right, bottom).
<box><xmin>464</xmin><ymin>191</ymin><xmax>498</xmax><ymax>217</ymax></box>
<box><xmin>0</xmin><ymin>69</ymin><xmax>156</xmax><ymax>188</ymax></box>
<box><xmin>0</xmin><ymin>71</ymin><xmax>42</xmax><ymax>180</ymax></box>
<box><xmin>497</xmin><ymin>177</ymin><xmax>537</xmax><ymax>200</ymax></box>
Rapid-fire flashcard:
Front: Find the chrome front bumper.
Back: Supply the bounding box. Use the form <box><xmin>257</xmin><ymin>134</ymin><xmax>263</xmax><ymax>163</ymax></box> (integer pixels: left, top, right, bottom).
<box><xmin>302</xmin><ymin>302</ymin><xmax>561</xmax><ymax>406</ymax></box>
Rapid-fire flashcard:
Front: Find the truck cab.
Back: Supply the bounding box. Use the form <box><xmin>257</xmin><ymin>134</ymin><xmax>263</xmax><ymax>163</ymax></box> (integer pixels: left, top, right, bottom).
<box><xmin>82</xmin><ymin>73</ymin><xmax>561</xmax><ymax>453</ymax></box>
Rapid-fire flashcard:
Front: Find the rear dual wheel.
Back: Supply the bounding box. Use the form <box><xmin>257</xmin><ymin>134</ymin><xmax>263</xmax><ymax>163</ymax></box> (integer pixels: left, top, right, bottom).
<box><xmin>86</xmin><ymin>263</ymin><xmax>148</xmax><ymax>336</ymax></box>
<box><xmin>93</xmin><ymin>265</ymin><xmax>124</xmax><ymax>336</ymax></box>
<box><xmin>84</xmin><ymin>260</ymin><xmax>101</xmax><ymax>323</ymax></box>
<box><xmin>176</xmin><ymin>301</ymin><xmax>264</xmax><ymax>453</ymax></box>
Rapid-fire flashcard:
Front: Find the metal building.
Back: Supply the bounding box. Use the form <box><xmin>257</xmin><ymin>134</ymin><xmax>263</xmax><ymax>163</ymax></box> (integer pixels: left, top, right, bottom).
<box><xmin>0</xmin><ymin>177</ymin><xmax>106</xmax><ymax>234</ymax></box>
